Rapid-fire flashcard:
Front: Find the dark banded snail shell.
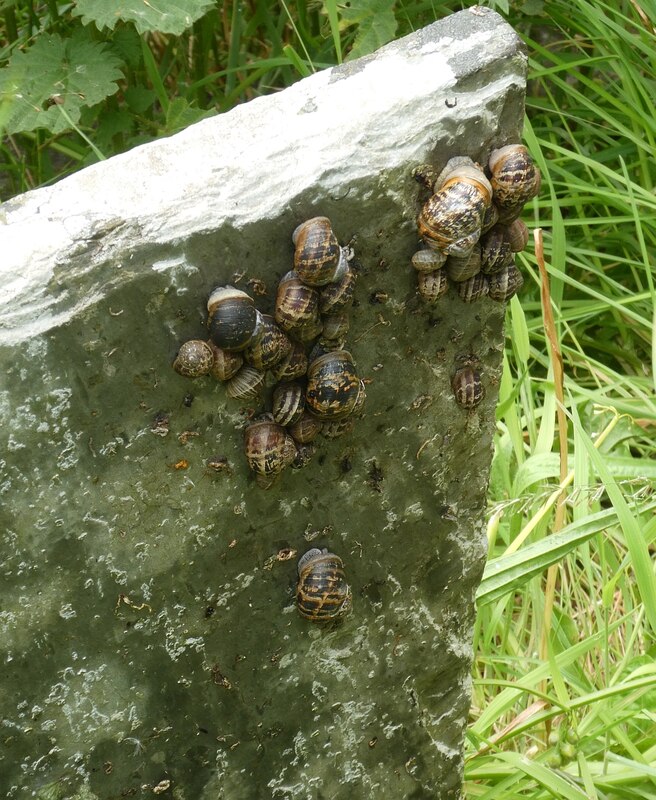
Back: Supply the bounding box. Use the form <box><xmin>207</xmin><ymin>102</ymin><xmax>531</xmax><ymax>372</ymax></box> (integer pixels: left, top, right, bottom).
<box><xmin>319</xmin><ymin>264</ymin><xmax>357</xmax><ymax>314</ymax></box>
<box><xmin>243</xmin><ymin>314</ymin><xmax>292</xmax><ymax>370</ymax></box>
<box><xmin>451</xmin><ymin>367</ymin><xmax>485</xmax><ymax>409</ymax></box>
<box><xmin>487</xmin><ymin>262</ymin><xmax>524</xmax><ymax>302</ymax></box>
<box><xmin>207</xmin><ymin>286</ymin><xmax>259</xmax><ymax>352</ymax></box>
<box><xmin>417</xmin><ymin>269</ymin><xmax>449</xmax><ymax>303</ymax></box>
<box><xmin>287</xmin><ymin>410</ymin><xmax>323</xmax><ymax>444</ymax></box>
<box><xmin>488</xmin><ymin>144</ymin><xmax>541</xmax><ymax>221</ymax></box>
<box><xmin>272</xmin><ymin>381</ymin><xmax>305</xmax><ymax>426</ymax></box>
<box><xmin>208</xmin><ymin>342</ymin><xmax>243</xmax><ymax>381</ymax></box>
<box><xmin>275</xmin><ymin>271</ymin><xmax>320</xmax><ymax>334</ymax></box>
<box><xmin>243</xmin><ymin>417</ymin><xmax>296</xmax><ymax>485</ymax></box>
<box><xmin>446</xmin><ymin>245</ymin><xmax>482</xmax><ymax>283</ymax></box>
<box><xmin>293</xmin><ymin>217</ymin><xmax>346</xmax><ymax>287</ymax></box>
<box><xmin>306</xmin><ymin>350</ymin><xmax>360</xmax><ymax>420</ymax></box>
<box><xmin>270</xmin><ymin>341</ymin><xmax>309</xmax><ymax>382</ymax></box>
<box><xmin>296</xmin><ymin>548</ymin><xmax>352</xmax><ymax>623</ymax></box>
<box><xmin>226</xmin><ymin>365</ymin><xmax>266</xmax><ymax>401</ymax></box>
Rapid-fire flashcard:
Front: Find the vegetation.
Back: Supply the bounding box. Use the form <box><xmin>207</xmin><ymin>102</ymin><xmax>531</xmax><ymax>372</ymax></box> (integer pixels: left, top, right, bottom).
<box><xmin>2</xmin><ymin>1</ymin><xmax>655</xmax><ymax>797</ymax></box>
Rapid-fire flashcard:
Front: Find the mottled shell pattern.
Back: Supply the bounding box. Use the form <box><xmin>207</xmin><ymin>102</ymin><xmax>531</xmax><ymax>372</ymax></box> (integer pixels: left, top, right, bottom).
<box><xmin>306</xmin><ymin>350</ymin><xmax>361</xmax><ymax>420</ymax></box>
<box><xmin>451</xmin><ymin>367</ymin><xmax>485</xmax><ymax>409</ymax></box>
<box><xmin>173</xmin><ymin>339</ymin><xmax>214</xmax><ymax>378</ymax></box>
<box><xmin>296</xmin><ymin>548</ymin><xmax>352</xmax><ymax>623</ymax></box>
<box><xmin>293</xmin><ymin>217</ymin><xmax>348</xmax><ymax>287</ymax></box>
<box><xmin>243</xmin><ymin>417</ymin><xmax>297</xmax><ymax>480</ymax></box>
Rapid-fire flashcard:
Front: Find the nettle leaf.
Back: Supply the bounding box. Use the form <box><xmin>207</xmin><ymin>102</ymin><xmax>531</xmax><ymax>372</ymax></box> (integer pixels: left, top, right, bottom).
<box><xmin>339</xmin><ymin>0</ymin><xmax>398</xmax><ymax>60</ymax></box>
<box><xmin>0</xmin><ymin>29</ymin><xmax>123</xmax><ymax>135</ymax></box>
<box><xmin>73</xmin><ymin>0</ymin><xmax>216</xmax><ymax>35</ymax></box>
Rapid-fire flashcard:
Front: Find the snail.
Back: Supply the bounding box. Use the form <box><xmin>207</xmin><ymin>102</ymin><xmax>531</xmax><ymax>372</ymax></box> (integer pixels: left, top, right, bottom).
<box><xmin>487</xmin><ymin>262</ymin><xmax>524</xmax><ymax>302</ymax></box>
<box><xmin>296</xmin><ymin>548</ymin><xmax>352</xmax><ymax>623</ymax></box>
<box><xmin>305</xmin><ymin>350</ymin><xmax>361</xmax><ymax>420</ymax></box>
<box><xmin>446</xmin><ymin>245</ymin><xmax>482</xmax><ymax>283</ymax></box>
<box><xmin>321</xmin><ymin>417</ymin><xmax>356</xmax><ymax>439</ymax></box>
<box><xmin>287</xmin><ymin>411</ymin><xmax>323</xmax><ymax>444</ymax></box>
<box><xmin>457</xmin><ymin>272</ymin><xmax>489</xmax><ymax>303</ymax></box>
<box><xmin>292</xmin><ymin>217</ymin><xmax>348</xmax><ymax>287</ymax></box>
<box><xmin>243</xmin><ymin>314</ymin><xmax>292</xmax><ymax>370</ymax></box>
<box><xmin>451</xmin><ymin>366</ymin><xmax>485</xmax><ymax>409</ymax></box>
<box><xmin>291</xmin><ymin>443</ymin><xmax>316</xmax><ymax>470</ymax></box>
<box><xmin>272</xmin><ymin>381</ymin><xmax>305</xmax><ymax>427</ymax></box>
<box><xmin>173</xmin><ymin>339</ymin><xmax>214</xmax><ymax>378</ymax></box>
<box><xmin>506</xmin><ymin>218</ymin><xmax>530</xmax><ymax>252</ymax></box>
<box><xmin>243</xmin><ymin>415</ymin><xmax>297</xmax><ymax>488</ymax></box>
<box><xmin>479</xmin><ymin>226</ymin><xmax>514</xmax><ymax>275</ymax></box>
<box><xmin>411</xmin><ymin>249</ymin><xmax>447</xmax><ymax>273</ymax></box>
<box><xmin>226</xmin><ymin>365</ymin><xmax>266</xmax><ymax>402</ymax></box>
<box><xmin>319</xmin><ymin>264</ymin><xmax>357</xmax><ymax>314</ymax></box>
<box><xmin>417</xmin><ymin>157</ymin><xmax>492</xmax><ymax>256</ymax></box>
<box><xmin>321</xmin><ymin>311</ymin><xmax>350</xmax><ymax>341</ymax></box>
<box><xmin>208</xmin><ymin>342</ymin><xmax>243</xmax><ymax>381</ymax></box>
<box><xmin>417</xmin><ymin>268</ymin><xmax>449</xmax><ymax>303</ymax></box>
<box><xmin>488</xmin><ymin>144</ymin><xmax>541</xmax><ymax>222</ymax></box>
<box><xmin>270</xmin><ymin>340</ymin><xmax>309</xmax><ymax>383</ymax></box>
<box><xmin>275</xmin><ymin>271</ymin><xmax>320</xmax><ymax>334</ymax></box>
<box><xmin>207</xmin><ymin>286</ymin><xmax>259</xmax><ymax>352</ymax></box>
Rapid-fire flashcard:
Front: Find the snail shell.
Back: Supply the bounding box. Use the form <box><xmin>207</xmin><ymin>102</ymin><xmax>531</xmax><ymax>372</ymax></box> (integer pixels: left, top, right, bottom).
<box><xmin>308</xmin><ymin>336</ymin><xmax>347</xmax><ymax>365</ymax></box>
<box><xmin>243</xmin><ymin>314</ymin><xmax>292</xmax><ymax>370</ymax></box>
<box><xmin>243</xmin><ymin>418</ymin><xmax>296</xmax><ymax>481</ymax></box>
<box><xmin>296</xmin><ymin>549</ymin><xmax>352</xmax><ymax>623</ymax></box>
<box><xmin>226</xmin><ymin>365</ymin><xmax>266</xmax><ymax>401</ymax></box>
<box><xmin>479</xmin><ymin>226</ymin><xmax>514</xmax><ymax>275</ymax></box>
<box><xmin>321</xmin><ymin>311</ymin><xmax>350</xmax><ymax>341</ymax></box>
<box><xmin>506</xmin><ymin>218</ymin><xmax>530</xmax><ymax>252</ymax></box>
<box><xmin>417</xmin><ymin>162</ymin><xmax>492</xmax><ymax>255</ymax></box>
<box><xmin>294</xmin><ymin>315</ymin><xmax>324</xmax><ymax>345</ymax></box>
<box><xmin>291</xmin><ymin>442</ymin><xmax>316</xmax><ymax>470</ymax></box>
<box><xmin>417</xmin><ymin>269</ymin><xmax>449</xmax><ymax>303</ymax></box>
<box><xmin>272</xmin><ymin>381</ymin><xmax>305</xmax><ymax>426</ymax></box>
<box><xmin>411</xmin><ymin>249</ymin><xmax>447</xmax><ymax>273</ymax></box>
<box><xmin>207</xmin><ymin>286</ymin><xmax>259</xmax><ymax>352</ymax></box>
<box><xmin>457</xmin><ymin>273</ymin><xmax>489</xmax><ymax>303</ymax></box>
<box><xmin>173</xmin><ymin>339</ymin><xmax>214</xmax><ymax>378</ymax></box>
<box><xmin>481</xmin><ymin>201</ymin><xmax>500</xmax><ymax>233</ymax></box>
<box><xmin>293</xmin><ymin>217</ymin><xmax>347</xmax><ymax>287</ymax></box>
<box><xmin>488</xmin><ymin>144</ymin><xmax>541</xmax><ymax>219</ymax></box>
<box><xmin>451</xmin><ymin>367</ymin><xmax>485</xmax><ymax>409</ymax></box>
<box><xmin>446</xmin><ymin>245</ymin><xmax>482</xmax><ymax>283</ymax></box>
<box><xmin>487</xmin><ymin>262</ymin><xmax>524</xmax><ymax>302</ymax></box>
<box><xmin>321</xmin><ymin>417</ymin><xmax>356</xmax><ymax>439</ymax></box>
<box><xmin>319</xmin><ymin>264</ymin><xmax>357</xmax><ymax>314</ymax></box>
<box><xmin>287</xmin><ymin>410</ymin><xmax>322</xmax><ymax>444</ymax></box>
<box><xmin>208</xmin><ymin>342</ymin><xmax>243</xmax><ymax>381</ymax></box>
<box><xmin>275</xmin><ymin>271</ymin><xmax>320</xmax><ymax>334</ymax></box>
<box><xmin>306</xmin><ymin>350</ymin><xmax>361</xmax><ymax>420</ymax></box>
<box><xmin>270</xmin><ymin>340</ymin><xmax>309</xmax><ymax>382</ymax></box>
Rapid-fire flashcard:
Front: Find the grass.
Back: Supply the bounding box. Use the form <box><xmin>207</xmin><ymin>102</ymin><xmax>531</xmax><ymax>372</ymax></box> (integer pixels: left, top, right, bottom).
<box><xmin>2</xmin><ymin>1</ymin><xmax>655</xmax><ymax>797</ymax></box>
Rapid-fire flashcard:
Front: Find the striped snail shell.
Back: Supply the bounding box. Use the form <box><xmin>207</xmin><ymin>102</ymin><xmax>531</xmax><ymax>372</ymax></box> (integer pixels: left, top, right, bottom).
<box><xmin>294</xmin><ymin>315</ymin><xmax>324</xmax><ymax>345</ymax></box>
<box><xmin>173</xmin><ymin>339</ymin><xmax>214</xmax><ymax>378</ymax></box>
<box><xmin>296</xmin><ymin>548</ymin><xmax>352</xmax><ymax>623</ymax></box>
<box><xmin>479</xmin><ymin>226</ymin><xmax>514</xmax><ymax>275</ymax></box>
<box><xmin>287</xmin><ymin>410</ymin><xmax>322</xmax><ymax>444</ymax></box>
<box><xmin>446</xmin><ymin>244</ymin><xmax>482</xmax><ymax>283</ymax></box>
<box><xmin>506</xmin><ymin>218</ymin><xmax>530</xmax><ymax>252</ymax></box>
<box><xmin>417</xmin><ymin>269</ymin><xmax>449</xmax><ymax>303</ymax></box>
<box><xmin>269</xmin><ymin>340</ymin><xmax>309</xmax><ymax>382</ymax></box>
<box><xmin>243</xmin><ymin>314</ymin><xmax>292</xmax><ymax>370</ymax></box>
<box><xmin>487</xmin><ymin>262</ymin><xmax>524</xmax><ymax>302</ymax></box>
<box><xmin>488</xmin><ymin>144</ymin><xmax>541</xmax><ymax>221</ymax></box>
<box><xmin>319</xmin><ymin>264</ymin><xmax>357</xmax><ymax>314</ymax></box>
<box><xmin>272</xmin><ymin>381</ymin><xmax>305</xmax><ymax>426</ymax></box>
<box><xmin>208</xmin><ymin>342</ymin><xmax>243</xmax><ymax>381</ymax></box>
<box><xmin>243</xmin><ymin>416</ymin><xmax>296</xmax><ymax>485</ymax></box>
<box><xmin>457</xmin><ymin>272</ymin><xmax>489</xmax><ymax>303</ymax></box>
<box><xmin>306</xmin><ymin>350</ymin><xmax>361</xmax><ymax>420</ymax></box>
<box><xmin>275</xmin><ymin>271</ymin><xmax>320</xmax><ymax>334</ymax></box>
<box><xmin>451</xmin><ymin>366</ymin><xmax>485</xmax><ymax>409</ymax></box>
<box><xmin>226</xmin><ymin>365</ymin><xmax>266</xmax><ymax>401</ymax></box>
<box><xmin>321</xmin><ymin>311</ymin><xmax>350</xmax><ymax>341</ymax></box>
<box><xmin>411</xmin><ymin>249</ymin><xmax>447</xmax><ymax>273</ymax></box>
<box><xmin>207</xmin><ymin>286</ymin><xmax>259</xmax><ymax>352</ymax></box>
<box><xmin>308</xmin><ymin>336</ymin><xmax>346</xmax><ymax>365</ymax></box>
<box><xmin>292</xmin><ymin>217</ymin><xmax>347</xmax><ymax>287</ymax></box>
<box><xmin>481</xmin><ymin>201</ymin><xmax>500</xmax><ymax>234</ymax></box>
<box><xmin>417</xmin><ymin>159</ymin><xmax>492</xmax><ymax>256</ymax></box>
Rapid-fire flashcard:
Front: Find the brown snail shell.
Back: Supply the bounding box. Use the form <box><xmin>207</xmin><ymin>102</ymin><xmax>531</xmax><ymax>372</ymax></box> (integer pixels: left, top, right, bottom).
<box><xmin>319</xmin><ymin>264</ymin><xmax>357</xmax><ymax>314</ymax></box>
<box><xmin>208</xmin><ymin>342</ymin><xmax>243</xmax><ymax>381</ymax></box>
<box><xmin>411</xmin><ymin>249</ymin><xmax>447</xmax><ymax>273</ymax></box>
<box><xmin>207</xmin><ymin>286</ymin><xmax>259</xmax><ymax>352</ymax></box>
<box><xmin>479</xmin><ymin>226</ymin><xmax>514</xmax><ymax>275</ymax></box>
<box><xmin>481</xmin><ymin>201</ymin><xmax>500</xmax><ymax>233</ymax></box>
<box><xmin>487</xmin><ymin>262</ymin><xmax>524</xmax><ymax>302</ymax></box>
<box><xmin>306</xmin><ymin>350</ymin><xmax>360</xmax><ymax>420</ymax></box>
<box><xmin>488</xmin><ymin>144</ymin><xmax>541</xmax><ymax>218</ymax></box>
<box><xmin>243</xmin><ymin>314</ymin><xmax>292</xmax><ymax>370</ymax></box>
<box><xmin>296</xmin><ymin>548</ymin><xmax>352</xmax><ymax>623</ymax></box>
<box><xmin>294</xmin><ymin>315</ymin><xmax>324</xmax><ymax>345</ymax></box>
<box><xmin>308</xmin><ymin>337</ymin><xmax>347</xmax><ymax>364</ymax></box>
<box><xmin>275</xmin><ymin>271</ymin><xmax>320</xmax><ymax>334</ymax></box>
<box><xmin>226</xmin><ymin>365</ymin><xmax>266</xmax><ymax>401</ymax></box>
<box><xmin>243</xmin><ymin>418</ymin><xmax>297</xmax><ymax>482</ymax></box>
<box><xmin>292</xmin><ymin>217</ymin><xmax>347</xmax><ymax>287</ymax></box>
<box><xmin>270</xmin><ymin>340</ymin><xmax>309</xmax><ymax>382</ymax></box>
<box><xmin>446</xmin><ymin>245</ymin><xmax>482</xmax><ymax>283</ymax></box>
<box><xmin>291</xmin><ymin>442</ymin><xmax>316</xmax><ymax>470</ymax></box>
<box><xmin>451</xmin><ymin>367</ymin><xmax>485</xmax><ymax>409</ymax></box>
<box><xmin>417</xmin><ymin>269</ymin><xmax>449</xmax><ymax>303</ymax></box>
<box><xmin>321</xmin><ymin>311</ymin><xmax>350</xmax><ymax>341</ymax></box>
<box><xmin>173</xmin><ymin>339</ymin><xmax>214</xmax><ymax>378</ymax></box>
<box><xmin>506</xmin><ymin>218</ymin><xmax>530</xmax><ymax>252</ymax></box>
<box><xmin>272</xmin><ymin>381</ymin><xmax>305</xmax><ymax>426</ymax></box>
<box><xmin>417</xmin><ymin>162</ymin><xmax>492</xmax><ymax>255</ymax></box>
<box><xmin>287</xmin><ymin>410</ymin><xmax>322</xmax><ymax>444</ymax></box>
<box><xmin>457</xmin><ymin>273</ymin><xmax>489</xmax><ymax>303</ymax></box>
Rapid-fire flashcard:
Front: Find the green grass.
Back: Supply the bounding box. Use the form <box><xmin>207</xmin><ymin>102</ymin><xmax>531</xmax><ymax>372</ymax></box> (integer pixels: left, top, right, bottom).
<box><xmin>2</xmin><ymin>1</ymin><xmax>655</xmax><ymax>797</ymax></box>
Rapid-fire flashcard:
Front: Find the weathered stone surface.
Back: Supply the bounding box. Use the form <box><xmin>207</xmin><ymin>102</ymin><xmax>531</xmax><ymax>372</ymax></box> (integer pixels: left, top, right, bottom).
<box><xmin>0</xmin><ymin>8</ymin><xmax>525</xmax><ymax>799</ymax></box>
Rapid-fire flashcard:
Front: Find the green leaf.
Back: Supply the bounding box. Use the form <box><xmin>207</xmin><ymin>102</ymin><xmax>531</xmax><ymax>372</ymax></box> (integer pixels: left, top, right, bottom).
<box><xmin>73</xmin><ymin>0</ymin><xmax>216</xmax><ymax>35</ymax></box>
<box><xmin>0</xmin><ymin>29</ymin><xmax>123</xmax><ymax>135</ymax></box>
<box><xmin>339</xmin><ymin>0</ymin><xmax>398</xmax><ymax>60</ymax></box>
<box><xmin>162</xmin><ymin>97</ymin><xmax>214</xmax><ymax>135</ymax></box>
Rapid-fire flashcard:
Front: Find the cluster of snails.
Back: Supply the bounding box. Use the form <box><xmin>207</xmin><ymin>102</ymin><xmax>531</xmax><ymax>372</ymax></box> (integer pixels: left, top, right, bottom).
<box><xmin>412</xmin><ymin>144</ymin><xmax>540</xmax><ymax>304</ymax></box>
<box><xmin>172</xmin><ymin>216</ymin><xmax>365</xmax><ymax>489</ymax></box>
<box><xmin>296</xmin><ymin>547</ymin><xmax>352</xmax><ymax>623</ymax></box>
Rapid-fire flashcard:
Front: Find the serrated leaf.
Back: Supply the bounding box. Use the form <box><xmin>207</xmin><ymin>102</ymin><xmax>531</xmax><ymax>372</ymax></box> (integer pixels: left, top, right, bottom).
<box><xmin>163</xmin><ymin>96</ymin><xmax>214</xmax><ymax>135</ymax></box>
<box><xmin>340</xmin><ymin>0</ymin><xmax>397</xmax><ymax>60</ymax></box>
<box><xmin>73</xmin><ymin>0</ymin><xmax>215</xmax><ymax>35</ymax></box>
<box><xmin>0</xmin><ymin>29</ymin><xmax>123</xmax><ymax>135</ymax></box>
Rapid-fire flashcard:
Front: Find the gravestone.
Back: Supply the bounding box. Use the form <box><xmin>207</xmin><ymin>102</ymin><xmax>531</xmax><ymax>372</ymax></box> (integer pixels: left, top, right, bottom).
<box><xmin>0</xmin><ymin>8</ymin><xmax>527</xmax><ymax>798</ymax></box>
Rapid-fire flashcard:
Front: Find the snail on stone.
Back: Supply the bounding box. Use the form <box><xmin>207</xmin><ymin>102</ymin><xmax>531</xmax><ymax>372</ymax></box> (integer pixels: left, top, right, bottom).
<box><xmin>208</xmin><ymin>342</ymin><xmax>243</xmax><ymax>381</ymax></box>
<box><xmin>226</xmin><ymin>365</ymin><xmax>266</xmax><ymax>402</ymax></box>
<box><xmin>207</xmin><ymin>286</ymin><xmax>260</xmax><ymax>352</ymax></box>
<box><xmin>488</xmin><ymin>144</ymin><xmax>541</xmax><ymax>222</ymax></box>
<box><xmin>319</xmin><ymin>264</ymin><xmax>357</xmax><ymax>314</ymax></box>
<box><xmin>487</xmin><ymin>262</ymin><xmax>524</xmax><ymax>303</ymax></box>
<box><xmin>296</xmin><ymin>548</ymin><xmax>352</xmax><ymax>623</ymax></box>
<box><xmin>173</xmin><ymin>339</ymin><xmax>214</xmax><ymax>378</ymax></box>
<box><xmin>305</xmin><ymin>350</ymin><xmax>361</xmax><ymax>420</ymax></box>
<box><xmin>272</xmin><ymin>381</ymin><xmax>305</xmax><ymax>427</ymax></box>
<box><xmin>243</xmin><ymin>314</ymin><xmax>292</xmax><ymax>370</ymax></box>
<box><xmin>287</xmin><ymin>411</ymin><xmax>323</xmax><ymax>444</ymax></box>
<box><xmin>243</xmin><ymin>414</ymin><xmax>297</xmax><ymax>489</ymax></box>
<box><xmin>275</xmin><ymin>271</ymin><xmax>320</xmax><ymax>335</ymax></box>
<box><xmin>417</xmin><ymin>268</ymin><xmax>449</xmax><ymax>303</ymax></box>
<box><xmin>270</xmin><ymin>340</ymin><xmax>309</xmax><ymax>383</ymax></box>
<box><xmin>292</xmin><ymin>217</ymin><xmax>348</xmax><ymax>287</ymax></box>
<box><xmin>451</xmin><ymin>366</ymin><xmax>485</xmax><ymax>409</ymax></box>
